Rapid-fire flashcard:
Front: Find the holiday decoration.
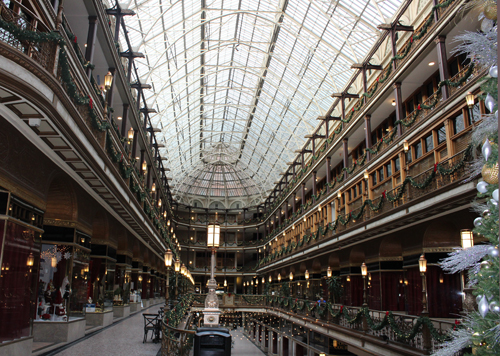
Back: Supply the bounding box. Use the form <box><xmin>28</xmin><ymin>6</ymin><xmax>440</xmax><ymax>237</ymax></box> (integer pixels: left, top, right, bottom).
<box><xmin>481</xmin><ymin>162</ymin><xmax>498</xmax><ymax>184</ymax></box>
<box><xmin>433</xmin><ymin>4</ymin><xmax>499</xmax><ymax>354</ymax></box>
<box><xmin>476</xmin><ymin>181</ymin><xmax>489</xmax><ymax>193</ymax></box>
<box><xmin>482</xmin><ymin>139</ymin><xmax>492</xmax><ymax>161</ymax></box>
<box><xmin>483</xmin><ymin>3</ymin><xmax>497</xmax><ymax>20</ymax></box>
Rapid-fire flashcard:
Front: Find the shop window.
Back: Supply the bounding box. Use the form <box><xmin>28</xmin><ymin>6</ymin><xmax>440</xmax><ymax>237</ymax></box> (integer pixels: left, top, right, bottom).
<box><xmin>437</xmin><ymin>125</ymin><xmax>446</xmax><ymax>144</ymax></box>
<box><xmin>386</xmin><ymin>163</ymin><xmax>392</xmax><ymax>177</ymax></box>
<box><xmin>415</xmin><ymin>92</ymin><xmax>422</xmax><ymax>105</ymax></box>
<box><xmin>372</xmin><ymin>173</ymin><xmax>377</xmax><ymax>186</ymax></box>
<box><xmin>453</xmin><ymin>113</ymin><xmax>465</xmax><ymax>135</ymax></box>
<box><xmin>406</xmin><ymin>100</ymin><xmax>414</xmax><ymax>114</ymax></box>
<box><xmin>449</xmin><ymin>58</ymin><xmax>459</xmax><ymax>77</ymax></box>
<box><xmin>424</xmin><ymin>134</ymin><xmax>434</xmax><ymax>152</ymax></box>
<box><xmin>414</xmin><ymin>142</ymin><xmax>422</xmax><ymax>159</ymax></box>
<box><xmin>378</xmin><ymin>167</ymin><xmax>384</xmax><ymax>181</ymax></box>
<box><xmin>406</xmin><ymin>151</ymin><xmax>412</xmax><ymax>164</ymax></box>
<box><xmin>352</xmin><ymin>187</ymin><xmax>357</xmax><ymax>198</ymax></box>
<box><xmin>358</xmin><ymin>183</ymin><xmax>363</xmax><ymax>196</ymax></box>
<box><xmin>426</xmin><ymin>81</ymin><xmax>434</xmax><ymax>97</ymax></box>
<box><xmin>394</xmin><ymin>157</ymin><xmax>400</xmax><ymax>172</ymax></box>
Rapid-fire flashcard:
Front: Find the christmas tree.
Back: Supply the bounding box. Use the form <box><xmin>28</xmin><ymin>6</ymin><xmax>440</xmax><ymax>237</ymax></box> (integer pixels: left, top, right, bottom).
<box><xmin>432</xmin><ymin>3</ymin><xmax>499</xmax><ymax>355</ymax></box>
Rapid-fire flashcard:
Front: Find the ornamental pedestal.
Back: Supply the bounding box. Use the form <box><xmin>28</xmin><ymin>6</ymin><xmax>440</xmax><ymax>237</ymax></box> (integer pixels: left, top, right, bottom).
<box><xmin>203</xmin><ymin>279</ymin><xmax>220</xmax><ymax>326</ymax></box>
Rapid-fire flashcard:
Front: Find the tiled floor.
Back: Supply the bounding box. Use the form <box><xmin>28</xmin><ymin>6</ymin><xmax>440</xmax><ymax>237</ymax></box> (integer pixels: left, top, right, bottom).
<box><xmin>50</xmin><ymin>305</ymin><xmax>162</xmax><ymax>356</ymax></box>
<box><xmin>231</xmin><ymin>328</ymin><xmax>266</xmax><ymax>355</ymax></box>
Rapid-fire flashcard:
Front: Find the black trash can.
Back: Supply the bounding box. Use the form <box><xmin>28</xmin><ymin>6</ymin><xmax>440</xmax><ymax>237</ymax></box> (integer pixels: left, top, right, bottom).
<box><xmin>194</xmin><ymin>327</ymin><xmax>231</xmax><ymax>356</ymax></box>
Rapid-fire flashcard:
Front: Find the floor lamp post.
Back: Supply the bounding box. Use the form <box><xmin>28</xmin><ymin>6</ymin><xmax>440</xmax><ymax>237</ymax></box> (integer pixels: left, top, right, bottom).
<box><xmin>174</xmin><ymin>258</ymin><xmax>180</xmax><ymax>302</ymax></box>
<box><xmin>419</xmin><ymin>254</ymin><xmax>431</xmax><ymax>350</ymax></box>
<box><xmin>204</xmin><ymin>223</ymin><xmax>221</xmax><ymax>326</ymax></box>
<box><xmin>361</xmin><ymin>262</ymin><xmax>368</xmax><ymax>332</ymax></box>
<box><xmin>164</xmin><ymin>249</ymin><xmax>173</xmax><ymax>309</ymax></box>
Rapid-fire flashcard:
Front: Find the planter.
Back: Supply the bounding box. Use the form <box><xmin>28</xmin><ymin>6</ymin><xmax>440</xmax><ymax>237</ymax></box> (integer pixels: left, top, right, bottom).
<box><xmin>0</xmin><ymin>336</ymin><xmax>32</xmax><ymax>356</ymax></box>
<box><xmin>142</xmin><ymin>299</ymin><xmax>149</xmax><ymax>308</ymax></box>
<box><xmin>113</xmin><ymin>305</ymin><xmax>130</xmax><ymax>318</ymax></box>
<box><xmin>85</xmin><ymin>310</ymin><xmax>114</xmax><ymax>328</ymax></box>
<box><xmin>130</xmin><ymin>302</ymin><xmax>140</xmax><ymax>313</ymax></box>
<box><xmin>33</xmin><ymin>318</ymin><xmax>86</xmax><ymax>344</ymax></box>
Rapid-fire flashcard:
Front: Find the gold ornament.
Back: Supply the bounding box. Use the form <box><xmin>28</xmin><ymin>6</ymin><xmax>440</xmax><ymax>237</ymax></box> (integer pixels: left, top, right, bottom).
<box><xmin>484</xmin><ymin>3</ymin><xmax>497</xmax><ymax>21</ymax></box>
<box><xmin>482</xmin><ymin>163</ymin><xmax>499</xmax><ymax>184</ymax></box>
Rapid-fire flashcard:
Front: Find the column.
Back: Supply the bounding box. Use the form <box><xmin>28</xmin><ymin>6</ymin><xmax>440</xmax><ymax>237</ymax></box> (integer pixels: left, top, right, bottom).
<box><xmin>301</xmin><ymin>183</ymin><xmax>305</xmax><ymax>206</ymax></box>
<box><xmin>147</xmin><ymin>164</ymin><xmax>152</xmax><ymax>190</ymax></box>
<box><xmin>292</xmin><ymin>192</ymin><xmax>296</xmax><ymax>213</ymax></box>
<box><xmin>435</xmin><ymin>36</ymin><xmax>450</xmax><ymax>100</ymax></box>
<box><xmin>84</xmin><ymin>16</ymin><xmax>98</xmax><ymax>79</ymax></box>
<box><xmin>121</xmin><ymin>103</ymin><xmax>129</xmax><ymax>139</ymax></box>
<box><xmin>343</xmin><ymin>138</ymin><xmax>348</xmax><ymax>179</ymax></box>
<box><xmin>106</xmin><ymin>68</ymin><xmax>116</xmax><ymax>118</ymax></box>
<box><xmin>364</xmin><ymin>115</ymin><xmax>373</xmax><ymax>161</ymax></box>
<box><xmin>326</xmin><ymin>157</ymin><xmax>331</xmax><ymax>192</ymax></box>
<box><xmin>312</xmin><ymin>171</ymin><xmax>317</xmax><ymax>202</ymax></box>
<box><xmin>140</xmin><ymin>150</ymin><xmax>145</xmax><ymax>175</ymax></box>
<box><xmin>393</xmin><ymin>82</ymin><xmax>404</xmax><ymax>136</ymax></box>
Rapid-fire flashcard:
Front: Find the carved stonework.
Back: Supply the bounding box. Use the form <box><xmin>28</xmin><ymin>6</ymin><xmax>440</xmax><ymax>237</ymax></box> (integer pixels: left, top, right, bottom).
<box><xmin>205</xmin><ymin>289</ymin><xmax>219</xmax><ymax>309</ymax></box>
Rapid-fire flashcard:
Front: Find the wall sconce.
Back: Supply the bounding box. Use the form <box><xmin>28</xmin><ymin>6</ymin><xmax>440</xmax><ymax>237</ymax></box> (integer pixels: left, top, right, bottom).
<box><xmin>152</xmin><ymin>183</ymin><xmax>156</xmax><ymax>193</ymax></box>
<box><xmin>142</xmin><ymin>160</ymin><xmax>147</xmax><ymax>173</ymax></box>
<box><xmin>289</xmin><ymin>272</ymin><xmax>293</xmax><ymax>281</ymax></box>
<box><xmin>364</xmin><ymin>170</ymin><xmax>369</xmax><ymax>180</ymax></box>
<box><xmin>391</xmin><ymin>99</ymin><xmax>396</xmax><ymax>106</ymax></box>
<box><xmin>318</xmin><ymin>205</ymin><xmax>322</xmax><ymax>212</ymax></box>
<box><xmin>305</xmin><ymin>270</ymin><xmax>309</xmax><ymax>280</ymax></box>
<box><xmin>27</xmin><ymin>253</ymin><xmax>34</xmax><ymax>267</ymax></box>
<box><xmin>127</xmin><ymin>127</ymin><xmax>134</xmax><ymax>141</ymax></box>
<box><xmin>269</xmin><ymin>275</ymin><xmax>272</xmax><ymax>283</ymax></box>
<box><xmin>158</xmin><ymin>199</ymin><xmax>162</xmax><ymax>207</ymax></box>
<box><xmin>465</xmin><ymin>92</ymin><xmax>475</xmax><ymax>108</ymax></box>
<box><xmin>327</xmin><ymin>266</ymin><xmax>332</xmax><ymax>278</ymax></box>
<box><xmin>439</xmin><ymin>273</ymin><xmax>444</xmax><ymax>284</ymax></box>
<box><xmin>167</xmin><ymin>220</ymin><xmax>171</xmax><ymax>226</ymax></box>
<box><xmin>403</xmin><ymin>140</ymin><xmax>409</xmax><ymax>153</ymax></box>
<box><xmin>346</xmin><ymin>275</ymin><xmax>351</xmax><ymax>282</ymax></box>
<box><xmin>51</xmin><ymin>257</ymin><xmax>57</xmax><ymax>268</ymax></box>
<box><xmin>278</xmin><ymin>273</ymin><xmax>281</xmax><ymax>282</ymax></box>
<box><xmin>164</xmin><ymin>211</ymin><xmax>167</xmax><ymax>218</ymax></box>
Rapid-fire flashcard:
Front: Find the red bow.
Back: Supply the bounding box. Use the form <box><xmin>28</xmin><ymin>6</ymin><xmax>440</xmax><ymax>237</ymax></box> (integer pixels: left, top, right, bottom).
<box><xmin>385</xmin><ymin>311</ymin><xmax>389</xmax><ymax>317</ymax></box>
<box><xmin>417</xmin><ymin>104</ymin><xmax>421</xmax><ymax>110</ymax></box>
<box><xmin>340</xmin><ymin>306</ymin><xmax>343</xmax><ymax>313</ymax></box>
<box><xmin>382</xmin><ymin>190</ymin><xmax>387</xmax><ymax>199</ymax></box>
<box><xmin>89</xmin><ymin>96</ymin><xmax>93</xmax><ymax>109</ymax></box>
<box><xmin>376</xmin><ymin>77</ymin><xmax>379</xmax><ymax>82</ymax></box>
<box><xmin>73</xmin><ymin>36</ymin><xmax>77</xmax><ymax>44</ymax></box>
<box><xmin>410</xmin><ymin>36</ymin><xmax>413</xmax><ymax>43</ymax></box>
<box><xmin>434</xmin><ymin>163</ymin><xmax>438</xmax><ymax>172</ymax></box>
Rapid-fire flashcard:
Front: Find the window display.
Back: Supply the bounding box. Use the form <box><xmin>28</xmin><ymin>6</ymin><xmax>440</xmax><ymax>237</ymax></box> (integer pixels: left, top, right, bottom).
<box><xmin>37</xmin><ymin>244</ymin><xmax>90</xmax><ymax>321</ymax></box>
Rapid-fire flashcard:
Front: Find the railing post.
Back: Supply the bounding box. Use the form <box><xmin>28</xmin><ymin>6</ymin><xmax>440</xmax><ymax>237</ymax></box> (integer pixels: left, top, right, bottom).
<box><xmin>435</xmin><ymin>36</ymin><xmax>450</xmax><ymax>100</ymax></box>
<box><xmin>393</xmin><ymin>82</ymin><xmax>404</xmax><ymax>136</ymax></box>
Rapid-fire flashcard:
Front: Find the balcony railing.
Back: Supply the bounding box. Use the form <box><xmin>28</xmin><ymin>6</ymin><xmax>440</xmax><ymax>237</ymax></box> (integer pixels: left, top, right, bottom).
<box><xmin>262</xmin><ymin>145</ymin><xmax>471</xmax><ymax>266</ymax></box>
<box><xmin>192</xmin><ymin>294</ymin><xmax>455</xmax><ymax>353</ymax></box>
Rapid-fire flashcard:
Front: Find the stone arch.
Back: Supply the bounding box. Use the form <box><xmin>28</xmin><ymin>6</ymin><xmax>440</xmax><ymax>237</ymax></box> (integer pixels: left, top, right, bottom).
<box><xmin>44</xmin><ymin>175</ymin><xmax>78</xmax><ymax>222</ymax></box>
<box><xmin>311</xmin><ymin>258</ymin><xmax>322</xmax><ymax>273</ymax></box>
<box><xmin>423</xmin><ymin>220</ymin><xmax>460</xmax><ymax>249</ymax></box>
<box><xmin>92</xmin><ymin>208</ymin><xmax>110</xmax><ymax>246</ymax></box>
<box><xmin>379</xmin><ymin>236</ymin><xmax>403</xmax><ymax>258</ymax></box>
<box><xmin>327</xmin><ymin>253</ymin><xmax>340</xmax><ymax>270</ymax></box>
<box><xmin>230</xmin><ymin>200</ymin><xmax>244</xmax><ymax>209</ymax></box>
<box><xmin>349</xmin><ymin>246</ymin><xmax>365</xmax><ymax>266</ymax></box>
<box><xmin>191</xmin><ymin>199</ymin><xmax>204</xmax><ymax>208</ymax></box>
<box><xmin>208</xmin><ymin>200</ymin><xmax>225</xmax><ymax>209</ymax></box>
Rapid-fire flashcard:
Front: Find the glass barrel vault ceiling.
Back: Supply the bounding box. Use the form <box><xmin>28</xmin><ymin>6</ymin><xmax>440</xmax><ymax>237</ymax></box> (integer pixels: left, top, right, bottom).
<box><xmin>119</xmin><ymin>0</ymin><xmax>403</xmax><ymax>201</ymax></box>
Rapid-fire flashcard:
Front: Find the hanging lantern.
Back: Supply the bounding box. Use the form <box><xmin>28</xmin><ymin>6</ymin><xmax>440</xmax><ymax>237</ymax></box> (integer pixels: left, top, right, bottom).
<box><xmin>142</xmin><ymin>160</ymin><xmax>147</xmax><ymax>173</ymax></box>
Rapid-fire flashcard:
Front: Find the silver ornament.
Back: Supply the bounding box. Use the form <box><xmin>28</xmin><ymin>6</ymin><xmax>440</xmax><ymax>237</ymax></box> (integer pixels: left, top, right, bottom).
<box><xmin>481</xmin><ymin>18</ymin><xmax>494</xmax><ymax>32</ymax></box>
<box><xmin>485</xmin><ymin>93</ymin><xmax>496</xmax><ymax>113</ymax></box>
<box><xmin>477</xmin><ymin>181</ymin><xmax>489</xmax><ymax>194</ymax></box>
<box><xmin>489</xmin><ymin>65</ymin><xmax>498</xmax><ymax>78</ymax></box>
<box><xmin>482</xmin><ymin>139</ymin><xmax>492</xmax><ymax>161</ymax></box>
<box><xmin>493</xmin><ymin>189</ymin><xmax>498</xmax><ymax>202</ymax></box>
<box><xmin>490</xmin><ymin>199</ymin><xmax>498</xmax><ymax>206</ymax></box>
<box><xmin>477</xmin><ymin>294</ymin><xmax>483</xmax><ymax>304</ymax></box>
<box><xmin>487</xmin><ymin>246</ymin><xmax>499</xmax><ymax>258</ymax></box>
<box><xmin>483</xmin><ymin>209</ymin><xmax>491</xmax><ymax>217</ymax></box>
<box><xmin>474</xmin><ymin>217</ymin><xmax>483</xmax><ymax>227</ymax></box>
<box><xmin>489</xmin><ymin>300</ymin><xmax>500</xmax><ymax>313</ymax></box>
<box><xmin>479</xmin><ymin>295</ymin><xmax>489</xmax><ymax>318</ymax></box>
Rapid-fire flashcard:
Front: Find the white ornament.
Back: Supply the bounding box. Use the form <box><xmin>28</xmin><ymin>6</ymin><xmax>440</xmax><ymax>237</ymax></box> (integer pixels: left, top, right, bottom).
<box><xmin>485</xmin><ymin>93</ymin><xmax>496</xmax><ymax>113</ymax></box>
<box><xmin>496</xmin><ymin>111</ymin><xmax>498</xmax><ymax>119</ymax></box>
<box><xmin>477</xmin><ymin>181</ymin><xmax>489</xmax><ymax>194</ymax></box>
<box><xmin>493</xmin><ymin>189</ymin><xmax>499</xmax><ymax>202</ymax></box>
<box><xmin>487</xmin><ymin>246</ymin><xmax>499</xmax><ymax>258</ymax></box>
<box><xmin>482</xmin><ymin>139</ymin><xmax>492</xmax><ymax>161</ymax></box>
<box><xmin>476</xmin><ymin>295</ymin><xmax>483</xmax><ymax>304</ymax></box>
<box><xmin>489</xmin><ymin>300</ymin><xmax>500</xmax><ymax>313</ymax></box>
<box><xmin>490</xmin><ymin>66</ymin><xmax>498</xmax><ymax>78</ymax></box>
<box><xmin>479</xmin><ymin>295</ymin><xmax>489</xmax><ymax>318</ymax></box>
<box><xmin>474</xmin><ymin>217</ymin><xmax>483</xmax><ymax>227</ymax></box>
<box><xmin>490</xmin><ymin>199</ymin><xmax>498</xmax><ymax>206</ymax></box>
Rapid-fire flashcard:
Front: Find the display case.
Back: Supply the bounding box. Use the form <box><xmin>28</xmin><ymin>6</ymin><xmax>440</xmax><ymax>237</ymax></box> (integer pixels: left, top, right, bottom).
<box><xmin>37</xmin><ymin>226</ymin><xmax>91</xmax><ymax>322</ymax></box>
